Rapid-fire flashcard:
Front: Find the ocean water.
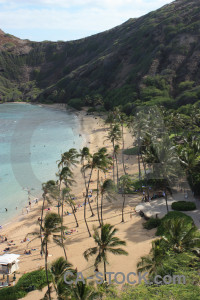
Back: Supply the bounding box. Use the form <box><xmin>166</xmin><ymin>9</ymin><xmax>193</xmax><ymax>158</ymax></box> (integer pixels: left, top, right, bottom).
<box><xmin>0</xmin><ymin>103</ymin><xmax>83</xmax><ymax>225</ymax></box>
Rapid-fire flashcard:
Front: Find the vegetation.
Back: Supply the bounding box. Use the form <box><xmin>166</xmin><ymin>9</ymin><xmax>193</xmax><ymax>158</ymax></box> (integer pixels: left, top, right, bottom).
<box><xmin>0</xmin><ymin>270</ymin><xmax>50</xmax><ymax>300</ymax></box>
<box><xmin>2</xmin><ymin>3</ymin><xmax>200</xmax><ymax>296</ymax></box>
<box><xmin>123</xmin><ymin>147</ymin><xmax>138</xmax><ymax>156</ymax></box>
<box><xmin>83</xmin><ymin>223</ymin><xmax>128</xmax><ymax>281</ymax></box>
<box><xmin>1</xmin><ymin>1</ymin><xmax>200</xmax><ymax>109</ymax></box>
<box><xmin>143</xmin><ymin>218</ymin><xmax>161</xmax><ymax>230</ymax></box>
<box><xmin>172</xmin><ymin>201</ymin><xmax>197</xmax><ymax>211</ymax></box>
<box><xmin>156</xmin><ymin>211</ymin><xmax>194</xmax><ymax>236</ymax></box>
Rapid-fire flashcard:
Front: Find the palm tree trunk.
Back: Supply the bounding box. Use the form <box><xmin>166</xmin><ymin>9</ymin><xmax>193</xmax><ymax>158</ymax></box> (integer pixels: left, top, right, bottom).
<box><xmin>40</xmin><ymin>195</ymin><xmax>45</xmax><ymax>255</ymax></box>
<box><xmin>115</xmin><ymin>153</ymin><xmax>119</xmax><ymax>187</ymax></box>
<box><xmin>84</xmin><ymin>199</ymin><xmax>91</xmax><ymax>237</ymax></box>
<box><xmin>121</xmin><ymin>124</ymin><xmax>126</xmax><ymax>174</ymax></box>
<box><xmin>58</xmin><ymin>181</ymin><xmax>62</xmax><ymax>216</ymax></box>
<box><xmin>112</xmin><ymin>141</ymin><xmax>115</xmax><ymax>184</ymax></box>
<box><xmin>122</xmin><ymin>193</ymin><xmax>126</xmax><ymax>222</ymax></box>
<box><xmin>104</xmin><ymin>260</ymin><xmax>107</xmax><ymax>281</ymax></box>
<box><xmin>165</xmin><ymin>189</ymin><xmax>169</xmax><ymax>213</ymax></box>
<box><xmin>61</xmin><ymin>196</ymin><xmax>67</xmax><ymax>260</ymax></box>
<box><xmin>45</xmin><ymin>241</ymin><xmax>51</xmax><ymax>300</ymax></box>
<box><xmin>71</xmin><ymin>204</ymin><xmax>79</xmax><ymax>227</ymax></box>
<box><xmin>83</xmin><ymin>168</ymin><xmax>95</xmax><ymax>236</ymax></box>
<box><xmin>100</xmin><ymin>194</ymin><xmax>104</xmax><ymax>225</ymax></box>
<box><xmin>84</xmin><ymin>168</ymin><xmax>94</xmax><ymax>217</ymax></box>
<box><xmin>96</xmin><ymin>170</ymin><xmax>101</xmax><ymax>227</ymax></box>
<box><xmin>137</xmin><ymin>137</ymin><xmax>141</xmax><ymax>180</ymax></box>
<box><xmin>141</xmin><ymin>153</ymin><xmax>147</xmax><ymax>176</ymax></box>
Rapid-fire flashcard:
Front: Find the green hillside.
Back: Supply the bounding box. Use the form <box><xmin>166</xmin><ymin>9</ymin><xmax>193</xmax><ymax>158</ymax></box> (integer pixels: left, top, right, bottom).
<box><xmin>1</xmin><ymin>0</ymin><xmax>200</xmax><ymax>110</ymax></box>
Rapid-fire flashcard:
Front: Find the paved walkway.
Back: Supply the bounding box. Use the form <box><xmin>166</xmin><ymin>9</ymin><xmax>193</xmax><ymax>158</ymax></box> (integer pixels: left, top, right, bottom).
<box><xmin>135</xmin><ymin>192</ymin><xmax>200</xmax><ymax>229</ymax></box>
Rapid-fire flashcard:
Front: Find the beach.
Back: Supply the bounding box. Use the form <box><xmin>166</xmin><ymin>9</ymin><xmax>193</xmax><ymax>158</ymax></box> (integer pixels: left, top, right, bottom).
<box><xmin>0</xmin><ymin>108</ymin><xmax>155</xmax><ymax>299</ymax></box>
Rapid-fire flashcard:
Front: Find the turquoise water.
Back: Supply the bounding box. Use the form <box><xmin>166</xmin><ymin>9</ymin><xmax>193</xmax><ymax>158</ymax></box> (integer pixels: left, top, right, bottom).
<box><xmin>0</xmin><ymin>103</ymin><xmax>83</xmax><ymax>225</ymax></box>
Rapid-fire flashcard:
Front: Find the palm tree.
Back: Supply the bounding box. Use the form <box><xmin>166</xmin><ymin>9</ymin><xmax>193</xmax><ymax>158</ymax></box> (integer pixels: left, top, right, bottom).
<box><xmin>58</xmin><ymin>148</ymin><xmax>79</xmax><ymax>169</ymax></box>
<box><xmin>143</xmin><ymin>134</ymin><xmax>180</xmax><ymax>209</ymax></box>
<box><xmin>165</xmin><ymin>112</ymin><xmax>184</xmax><ymax>136</ymax></box>
<box><xmin>99</xmin><ymin>179</ymin><xmax>116</xmax><ymax>225</ymax></box>
<box><xmin>71</xmin><ymin>281</ymin><xmax>100</xmax><ymax>300</ymax></box>
<box><xmin>80</xmin><ymin>147</ymin><xmax>92</xmax><ymax>189</ymax></box>
<box><xmin>106</xmin><ymin>124</ymin><xmax>121</xmax><ymax>184</ymax></box>
<box><xmin>161</xmin><ymin>218</ymin><xmax>200</xmax><ymax>253</ymax></box>
<box><xmin>37</xmin><ymin>213</ymin><xmax>63</xmax><ymax>300</ymax></box>
<box><xmin>137</xmin><ymin>240</ymin><xmax>165</xmax><ymax>278</ymax></box>
<box><xmin>114</xmin><ymin>108</ymin><xmax>127</xmax><ymax>174</ymax></box>
<box><xmin>57</xmin><ymin>167</ymin><xmax>74</xmax><ymax>259</ymax></box>
<box><xmin>40</xmin><ymin>180</ymin><xmax>57</xmax><ymax>255</ymax></box>
<box><xmin>96</xmin><ymin>170</ymin><xmax>101</xmax><ymax>228</ymax></box>
<box><xmin>178</xmin><ymin>140</ymin><xmax>200</xmax><ymax>192</ymax></box>
<box><xmin>83</xmin><ymin>148</ymin><xmax>112</xmax><ymax>236</ymax></box>
<box><xmin>83</xmin><ymin>223</ymin><xmax>128</xmax><ymax>281</ymax></box>
<box><xmin>80</xmin><ymin>147</ymin><xmax>94</xmax><ymax>216</ymax></box>
<box><xmin>50</xmin><ymin>256</ymin><xmax>75</xmax><ymax>299</ymax></box>
<box><xmin>105</xmin><ymin>112</ymin><xmax>115</xmax><ymax>128</ymax></box>
<box><xmin>114</xmin><ymin>145</ymin><xmax>120</xmax><ymax>186</ymax></box>
<box><xmin>57</xmin><ymin>148</ymin><xmax>78</xmax><ymax>214</ymax></box>
<box><xmin>65</xmin><ymin>191</ymin><xmax>79</xmax><ymax>227</ymax></box>
<box><xmin>119</xmin><ymin>175</ymin><xmax>132</xmax><ymax>222</ymax></box>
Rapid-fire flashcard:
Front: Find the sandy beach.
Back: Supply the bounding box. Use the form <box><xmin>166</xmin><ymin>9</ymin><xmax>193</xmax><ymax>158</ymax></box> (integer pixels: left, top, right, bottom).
<box><xmin>0</xmin><ymin>108</ymin><xmax>155</xmax><ymax>299</ymax></box>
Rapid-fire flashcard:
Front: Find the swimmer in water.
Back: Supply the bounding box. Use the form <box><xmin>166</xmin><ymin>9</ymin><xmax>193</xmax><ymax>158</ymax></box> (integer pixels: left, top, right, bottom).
<box><xmin>5</xmin><ymin>208</ymin><xmax>7</xmax><ymax>212</ymax></box>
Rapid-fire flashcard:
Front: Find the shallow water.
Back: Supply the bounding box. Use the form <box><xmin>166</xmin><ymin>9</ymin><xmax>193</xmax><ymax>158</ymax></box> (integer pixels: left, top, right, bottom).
<box><xmin>0</xmin><ymin>103</ymin><xmax>83</xmax><ymax>225</ymax></box>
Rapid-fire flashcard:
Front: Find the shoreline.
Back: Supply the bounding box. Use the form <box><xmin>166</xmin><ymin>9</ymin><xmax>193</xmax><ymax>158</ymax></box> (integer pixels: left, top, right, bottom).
<box><xmin>0</xmin><ymin>104</ymin><xmax>90</xmax><ymax>229</ymax></box>
<box><xmin>0</xmin><ymin>103</ymin><xmax>155</xmax><ymax>299</ymax></box>
<box><xmin>0</xmin><ymin>101</ymin><xmax>89</xmax><ymax>227</ymax></box>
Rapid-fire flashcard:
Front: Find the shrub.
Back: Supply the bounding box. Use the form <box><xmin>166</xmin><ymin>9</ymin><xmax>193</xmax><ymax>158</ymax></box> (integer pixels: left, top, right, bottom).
<box><xmin>143</xmin><ymin>218</ymin><xmax>161</xmax><ymax>230</ymax></box>
<box><xmin>171</xmin><ymin>201</ymin><xmax>196</xmax><ymax>211</ymax></box>
<box><xmin>156</xmin><ymin>211</ymin><xmax>193</xmax><ymax>236</ymax></box>
<box><xmin>68</xmin><ymin>98</ymin><xmax>83</xmax><ymax>110</ymax></box>
<box><xmin>87</xmin><ymin>107</ymin><xmax>96</xmax><ymax>113</ymax></box>
<box><xmin>0</xmin><ymin>269</ymin><xmax>50</xmax><ymax>300</ymax></box>
<box><xmin>178</xmin><ymin>81</ymin><xmax>195</xmax><ymax>92</ymax></box>
<box><xmin>123</xmin><ymin>147</ymin><xmax>138</xmax><ymax>155</ymax></box>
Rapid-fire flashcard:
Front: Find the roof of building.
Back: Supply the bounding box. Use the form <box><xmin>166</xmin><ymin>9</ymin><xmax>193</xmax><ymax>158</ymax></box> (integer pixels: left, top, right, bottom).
<box><xmin>0</xmin><ymin>254</ymin><xmax>20</xmax><ymax>265</ymax></box>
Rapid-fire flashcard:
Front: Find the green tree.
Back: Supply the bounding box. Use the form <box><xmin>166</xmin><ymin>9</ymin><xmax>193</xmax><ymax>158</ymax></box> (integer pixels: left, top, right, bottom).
<box><xmin>161</xmin><ymin>218</ymin><xmax>200</xmax><ymax>253</ymax></box>
<box><xmin>137</xmin><ymin>240</ymin><xmax>165</xmax><ymax>278</ymax></box>
<box><xmin>119</xmin><ymin>175</ymin><xmax>132</xmax><ymax>222</ymax></box>
<box><xmin>71</xmin><ymin>281</ymin><xmax>100</xmax><ymax>300</ymax></box>
<box><xmin>99</xmin><ymin>179</ymin><xmax>116</xmax><ymax>225</ymax></box>
<box><xmin>40</xmin><ymin>180</ymin><xmax>57</xmax><ymax>255</ymax></box>
<box><xmin>37</xmin><ymin>213</ymin><xmax>63</xmax><ymax>300</ymax></box>
<box><xmin>106</xmin><ymin>124</ymin><xmax>121</xmax><ymax>184</ymax></box>
<box><xmin>50</xmin><ymin>256</ymin><xmax>75</xmax><ymax>299</ymax></box>
<box><xmin>83</xmin><ymin>224</ymin><xmax>128</xmax><ymax>281</ymax></box>
<box><xmin>83</xmin><ymin>148</ymin><xmax>112</xmax><ymax>236</ymax></box>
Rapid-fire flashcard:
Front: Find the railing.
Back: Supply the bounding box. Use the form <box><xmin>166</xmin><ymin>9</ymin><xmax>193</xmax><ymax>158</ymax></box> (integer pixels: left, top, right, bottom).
<box><xmin>0</xmin><ymin>281</ymin><xmax>8</xmax><ymax>288</ymax></box>
<box><xmin>0</xmin><ymin>270</ymin><xmax>9</xmax><ymax>275</ymax></box>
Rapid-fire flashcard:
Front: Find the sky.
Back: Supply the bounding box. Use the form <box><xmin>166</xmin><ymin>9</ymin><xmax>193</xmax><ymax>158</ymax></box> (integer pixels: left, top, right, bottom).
<box><xmin>0</xmin><ymin>0</ymin><xmax>173</xmax><ymax>42</ymax></box>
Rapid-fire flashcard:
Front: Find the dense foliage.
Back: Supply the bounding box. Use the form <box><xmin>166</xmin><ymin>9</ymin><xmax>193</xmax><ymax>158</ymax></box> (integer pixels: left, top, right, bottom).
<box><xmin>156</xmin><ymin>211</ymin><xmax>194</xmax><ymax>236</ymax></box>
<box><xmin>1</xmin><ymin>0</ymin><xmax>200</xmax><ymax>110</ymax></box>
<box><xmin>0</xmin><ymin>269</ymin><xmax>50</xmax><ymax>300</ymax></box>
<box><xmin>143</xmin><ymin>218</ymin><xmax>161</xmax><ymax>230</ymax></box>
<box><xmin>172</xmin><ymin>201</ymin><xmax>197</xmax><ymax>211</ymax></box>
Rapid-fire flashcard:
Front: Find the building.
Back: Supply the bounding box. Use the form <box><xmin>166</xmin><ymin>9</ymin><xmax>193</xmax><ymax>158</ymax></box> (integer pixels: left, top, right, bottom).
<box><xmin>0</xmin><ymin>254</ymin><xmax>20</xmax><ymax>286</ymax></box>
